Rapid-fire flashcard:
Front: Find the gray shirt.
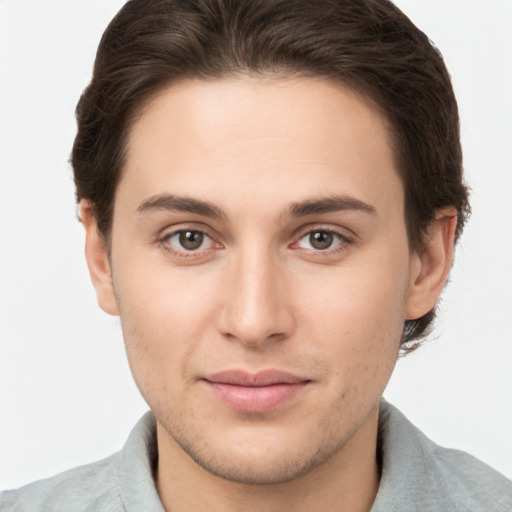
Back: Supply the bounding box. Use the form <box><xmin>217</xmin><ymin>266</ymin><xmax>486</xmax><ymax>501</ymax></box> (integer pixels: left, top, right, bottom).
<box><xmin>2</xmin><ymin>401</ymin><xmax>511</xmax><ymax>511</ymax></box>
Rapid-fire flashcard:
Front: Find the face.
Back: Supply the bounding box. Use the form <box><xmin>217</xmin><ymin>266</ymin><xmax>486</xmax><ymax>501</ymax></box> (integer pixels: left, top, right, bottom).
<box><xmin>84</xmin><ymin>76</ymin><xmax>447</xmax><ymax>485</ymax></box>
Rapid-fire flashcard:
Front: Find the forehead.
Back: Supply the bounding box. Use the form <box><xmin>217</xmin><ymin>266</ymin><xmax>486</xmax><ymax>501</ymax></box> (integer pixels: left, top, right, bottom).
<box><xmin>119</xmin><ymin>76</ymin><xmax>402</xmax><ymax>220</ymax></box>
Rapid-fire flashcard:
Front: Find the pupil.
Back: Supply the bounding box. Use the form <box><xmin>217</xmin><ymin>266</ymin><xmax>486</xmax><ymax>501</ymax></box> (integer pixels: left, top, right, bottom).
<box><xmin>179</xmin><ymin>231</ymin><xmax>204</xmax><ymax>250</ymax></box>
<box><xmin>310</xmin><ymin>231</ymin><xmax>333</xmax><ymax>250</ymax></box>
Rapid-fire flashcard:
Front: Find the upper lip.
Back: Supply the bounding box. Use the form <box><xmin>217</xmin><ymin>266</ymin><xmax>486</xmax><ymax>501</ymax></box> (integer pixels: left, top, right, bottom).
<box><xmin>204</xmin><ymin>370</ymin><xmax>310</xmax><ymax>387</ymax></box>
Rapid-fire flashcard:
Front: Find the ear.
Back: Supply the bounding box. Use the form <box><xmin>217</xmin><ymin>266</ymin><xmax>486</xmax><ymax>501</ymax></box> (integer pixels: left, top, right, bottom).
<box><xmin>405</xmin><ymin>207</ymin><xmax>458</xmax><ymax>320</ymax></box>
<box><xmin>79</xmin><ymin>200</ymin><xmax>119</xmax><ymax>316</ymax></box>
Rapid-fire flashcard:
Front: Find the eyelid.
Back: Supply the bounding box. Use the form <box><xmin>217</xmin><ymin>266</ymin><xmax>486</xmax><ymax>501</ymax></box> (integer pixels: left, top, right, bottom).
<box><xmin>290</xmin><ymin>224</ymin><xmax>357</xmax><ymax>254</ymax></box>
<box><xmin>156</xmin><ymin>222</ymin><xmax>356</xmax><ymax>258</ymax></box>
<box><xmin>158</xmin><ymin>222</ymin><xmax>219</xmax><ymax>241</ymax></box>
<box><xmin>158</xmin><ymin>223</ymin><xmax>223</xmax><ymax>257</ymax></box>
<box><xmin>292</xmin><ymin>223</ymin><xmax>356</xmax><ymax>243</ymax></box>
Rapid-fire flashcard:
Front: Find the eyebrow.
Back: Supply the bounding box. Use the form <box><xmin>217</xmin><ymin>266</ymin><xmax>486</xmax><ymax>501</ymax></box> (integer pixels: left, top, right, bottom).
<box><xmin>286</xmin><ymin>195</ymin><xmax>376</xmax><ymax>218</ymax></box>
<box><xmin>137</xmin><ymin>194</ymin><xmax>227</xmax><ymax>219</ymax></box>
<box><xmin>136</xmin><ymin>193</ymin><xmax>376</xmax><ymax>220</ymax></box>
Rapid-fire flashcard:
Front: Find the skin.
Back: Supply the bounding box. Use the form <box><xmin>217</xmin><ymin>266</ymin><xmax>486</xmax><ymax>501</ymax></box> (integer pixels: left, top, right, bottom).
<box><xmin>81</xmin><ymin>76</ymin><xmax>456</xmax><ymax>512</ymax></box>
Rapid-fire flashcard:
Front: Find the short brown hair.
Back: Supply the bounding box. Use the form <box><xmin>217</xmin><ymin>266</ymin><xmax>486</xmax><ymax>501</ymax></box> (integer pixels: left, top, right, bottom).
<box><xmin>72</xmin><ymin>0</ymin><xmax>470</xmax><ymax>348</ymax></box>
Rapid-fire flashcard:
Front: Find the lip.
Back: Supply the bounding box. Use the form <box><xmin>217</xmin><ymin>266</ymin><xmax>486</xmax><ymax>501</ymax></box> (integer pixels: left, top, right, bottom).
<box><xmin>202</xmin><ymin>370</ymin><xmax>311</xmax><ymax>413</ymax></box>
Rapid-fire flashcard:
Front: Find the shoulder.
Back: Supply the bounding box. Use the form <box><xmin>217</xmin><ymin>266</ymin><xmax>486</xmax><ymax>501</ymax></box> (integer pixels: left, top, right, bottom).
<box><xmin>0</xmin><ymin>411</ymin><xmax>161</xmax><ymax>512</ymax></box>
<box><xmin>426</xmin><ymin>443</ymin><xmax>512</xmax><ymax>511</ymax></box>
<box><xmin>0</xmin><ymin>454</ymin><xmax>123</xmax><ymax>512</ymax></box>
<box><xmin>374</xmin><ymin>401</ymin><xmax>512</xmax><ymax>512</ymax></box>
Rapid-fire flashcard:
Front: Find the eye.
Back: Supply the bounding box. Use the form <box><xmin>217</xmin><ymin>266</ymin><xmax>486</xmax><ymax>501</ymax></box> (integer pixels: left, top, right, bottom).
<box><xmin>164</xmin><ymin>230</ymin><xmax>212</xmax><ymax>252</ymax></box>
<box><xmin>296</xmin><ymin>230</ymin><xmax>346</xmax><ymax>251</ymax></box>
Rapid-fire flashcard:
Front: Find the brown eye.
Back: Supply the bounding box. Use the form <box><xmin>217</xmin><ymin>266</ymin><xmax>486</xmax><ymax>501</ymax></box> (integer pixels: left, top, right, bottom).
<box><xmin>309</xmin><ymin>231</ymin><xmax>334</xmax><ymax>250</ymax></box>
<box><xmin>178</xmin><ymin>231</ymin><xmax>205</xmax><ymax>250</ymax></box>
<box><xmin>296</xmin><ymin>230</ymin><xmax>347</xmax><ymax>252</ymax></box>
<box><xmin>161</xmin><ymin>229</ymin><xmax>221</xmax><ymax>258</ymax></box>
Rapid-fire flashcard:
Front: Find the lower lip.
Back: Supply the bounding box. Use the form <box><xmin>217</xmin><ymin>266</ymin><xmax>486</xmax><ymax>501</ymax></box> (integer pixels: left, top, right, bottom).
<box><xmin>204</xmin><ymin>381</ymin><xmax>308</xmax><ymax>413</ymax></box>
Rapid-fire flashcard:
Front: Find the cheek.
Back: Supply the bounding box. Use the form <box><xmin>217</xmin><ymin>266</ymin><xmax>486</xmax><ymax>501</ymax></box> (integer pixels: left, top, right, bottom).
<box><xmin>112</xmin><ymin>262</ymin><xmax>221</xmax><ymax>390</ymax></box>
<box><xmin>294</xmin><ymin>250</ymin><xmax>409</xmax><ymax>378</ymax></box>
<box><xmin>299</xmin><ymin>255</ymin><xmax>409</xmax><ymax>338</ymax></box>
<box><xmin>116</xmin><ymin>256</ymin><xmax>220</xmax><ymax>330</ymax></box>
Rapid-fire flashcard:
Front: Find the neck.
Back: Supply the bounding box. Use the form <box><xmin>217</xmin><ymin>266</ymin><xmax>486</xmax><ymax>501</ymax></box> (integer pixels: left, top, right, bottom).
<box><xmin>155</xmin><ymin>406</ymin><xmax>380</xmax><ymax>512</ymax></box>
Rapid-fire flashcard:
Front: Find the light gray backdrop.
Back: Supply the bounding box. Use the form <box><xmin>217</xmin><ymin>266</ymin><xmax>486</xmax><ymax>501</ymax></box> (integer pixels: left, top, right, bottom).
<box><xmin>1</xmin><ymin>0</ymin><xmax>511</xmax><ymax>489</ymax></box>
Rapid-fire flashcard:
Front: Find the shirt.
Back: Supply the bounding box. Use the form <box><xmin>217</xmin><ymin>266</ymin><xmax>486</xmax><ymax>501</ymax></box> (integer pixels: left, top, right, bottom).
<box><xmin>1</xmin><ymin>401</ymin><xmax>511</xmax><ymax>511</ymax></box>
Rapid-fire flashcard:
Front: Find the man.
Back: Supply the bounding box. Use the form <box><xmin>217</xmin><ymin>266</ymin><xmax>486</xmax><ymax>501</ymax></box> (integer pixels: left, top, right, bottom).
<box><xmin>1</xmin><ymin>0</ymin><xmax>511</xmax><ymax>510</ymax></box>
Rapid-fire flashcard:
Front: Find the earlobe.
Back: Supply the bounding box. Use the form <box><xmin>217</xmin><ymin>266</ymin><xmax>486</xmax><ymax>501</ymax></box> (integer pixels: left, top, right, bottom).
<box><xmin>79</xmin><ymin>200</ymin><xmax>119</xmax><ymax>316</ymax></box>
<box><xmin>405</xmin><ymin>207</ymin><xmax>458</xmax><ymax>321</ymax></box>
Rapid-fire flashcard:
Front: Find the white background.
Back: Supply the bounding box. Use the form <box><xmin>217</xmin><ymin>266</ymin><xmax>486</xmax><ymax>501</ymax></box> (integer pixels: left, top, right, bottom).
<box><xmin>1</xmin><ymin>0</ymin><xmax>511</xmax><ymax>490</ymax></box>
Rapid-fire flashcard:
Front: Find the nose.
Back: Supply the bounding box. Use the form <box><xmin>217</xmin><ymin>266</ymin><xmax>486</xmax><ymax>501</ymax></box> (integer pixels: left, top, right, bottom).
<box><xmin>216</xmin><ymin>248</ymin><xmax>295</xmax><ymax>348</ymax></box>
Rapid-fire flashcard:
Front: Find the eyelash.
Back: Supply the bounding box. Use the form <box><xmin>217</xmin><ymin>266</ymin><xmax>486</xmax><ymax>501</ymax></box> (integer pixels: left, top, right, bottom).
<box><xmin>293</xmin><ymin>228</ymin><xmax>354</xmax><ymax>255</ymax></box>
<box><xmin>158</xmin><ymin>225</ymin><xmax>221</xmax><ymax>258</ymax></box>
<box><xmin>158</xmin><ymin>225</ymin><xmax>355</xmax><ymax>259</ymax></box>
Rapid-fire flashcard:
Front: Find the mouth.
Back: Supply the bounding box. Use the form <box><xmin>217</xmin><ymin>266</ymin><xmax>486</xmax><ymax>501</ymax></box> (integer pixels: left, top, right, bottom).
<box><xmin>202</xmin><ymin>370</ymin><xmax>311</xmax><ymax>413</ymax></box>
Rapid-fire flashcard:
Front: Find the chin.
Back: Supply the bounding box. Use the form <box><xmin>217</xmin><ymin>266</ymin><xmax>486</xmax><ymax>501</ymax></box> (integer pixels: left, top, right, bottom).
<box><xmin>183</xmin><ymin>445</ymin><xmax>329</xmax><ymax>485</ymax></box>
<box><xmin>167</xmin><ymin>420</ymin><xmax>345</xmax><ymax>486</ymax></box>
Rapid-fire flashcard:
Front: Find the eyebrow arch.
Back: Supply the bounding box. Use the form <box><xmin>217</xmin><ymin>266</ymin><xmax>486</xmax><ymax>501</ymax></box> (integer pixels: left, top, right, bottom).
<box><xmin>286</xmin><ymin>195</ymin><xmax>377</xmax><ymax>218</ymax></box>
<box><xmin>137</xmin><ymin>194</ymin><xmax>227</xmax><ymax>219</ymax></box>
